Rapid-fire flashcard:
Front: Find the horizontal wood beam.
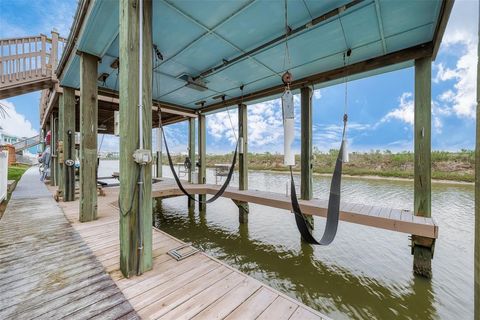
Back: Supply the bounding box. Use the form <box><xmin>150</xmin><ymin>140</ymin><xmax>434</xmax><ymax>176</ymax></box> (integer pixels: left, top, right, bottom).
<box><xmin>201</xmin><ymin>42</ymin><xmax>434</xmax><ymax>113</ymax></box>
<box><xmin>432</xmin><ymin>0</ymin><xmax>455</xmax><ymax>60</ymax></box>
<box><xmin>152</xmin><ymin>183</ymin><xmax>438</xmax><ymax>238</ymax></box>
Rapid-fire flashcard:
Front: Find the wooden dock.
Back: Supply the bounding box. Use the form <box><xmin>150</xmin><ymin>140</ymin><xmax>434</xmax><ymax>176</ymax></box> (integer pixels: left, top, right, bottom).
<box><xmin>151</xmin><ymin>179</ymin><xmax>438</xmax><ymax>239</ymax></box>
<box><xmin>0</xmin><ymin>168</ymin><xmax>137</xmax><ymax>319</ymax></box>
<box><xmin>1</xmin><ymin>168</ymin><xmax>328</xmax><ymax>319</ymax></box>
<box><xmin>56</xmin><ymin>183</ymin><xmax>328</xmax><ymax>319</ymax></box>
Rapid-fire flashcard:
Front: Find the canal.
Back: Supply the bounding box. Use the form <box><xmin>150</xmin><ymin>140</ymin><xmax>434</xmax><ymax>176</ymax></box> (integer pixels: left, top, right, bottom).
<box><xmin>99</xmin><ymin>160</ymin><xmax>474</xmax><ymax>319</ymax></box>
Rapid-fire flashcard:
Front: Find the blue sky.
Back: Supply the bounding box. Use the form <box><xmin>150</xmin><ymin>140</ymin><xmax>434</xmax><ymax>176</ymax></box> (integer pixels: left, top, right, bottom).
<box><xmin>0</xmin><ymin>0</ymin><xmax>478</xmax><ymax>154</ymax></box>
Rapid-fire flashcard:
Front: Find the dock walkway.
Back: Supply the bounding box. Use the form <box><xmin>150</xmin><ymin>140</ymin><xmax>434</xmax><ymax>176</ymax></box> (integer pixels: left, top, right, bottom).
<box><xmin>57</xmin><ymin>183</ymin><xmax>328</xmax><ymax>319</ymax></box>
<box><xmin>0</xmin><ymin>167</ymin><xmax>137</xmax><ymax>319</ymax></box>
<box><xmin>1</xmin><ymin>168</ymin><xmax>328</xmax><ymax>319</ymax></box>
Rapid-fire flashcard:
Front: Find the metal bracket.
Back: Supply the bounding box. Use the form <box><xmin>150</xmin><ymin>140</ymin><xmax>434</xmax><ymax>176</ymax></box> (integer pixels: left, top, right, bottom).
<box><xmin>167</xmin><ymin>243</ymin><xmax>199</xmax><ymax>261</ymax></box>
<box><xmin>232</xmin><ymin>199</ymin><xmax>249</xmax><ymax>214</ymax></box>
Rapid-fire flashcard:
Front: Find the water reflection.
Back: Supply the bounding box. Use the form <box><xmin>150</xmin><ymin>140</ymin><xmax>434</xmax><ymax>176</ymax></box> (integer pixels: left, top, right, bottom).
<box><xmin>154</xmin><ymin>200</ymin><xmax>437</xmax><ymax>320</ymax></box>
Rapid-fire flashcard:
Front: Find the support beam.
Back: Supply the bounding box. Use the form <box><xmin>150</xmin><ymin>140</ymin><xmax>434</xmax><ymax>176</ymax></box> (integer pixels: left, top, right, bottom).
<box><xmin>119</xmin><ymin>0</ymin><xmax>153</xmax><ymax>277</ymax></box>
<box><xmin>301</xmin><ymin>87</ymin><xmax>314</xmax><ymax>230</ymax></box>
<box><xmin>237</xmin><ymin>103</ymin><xmax>249</xmax><ymax>223</ymax></box>
<box><xmin>156</xmin><ymin>127</ymin><xmax>162</xmax><ymax>178</ymax></box>
<box><xmin>475</xmin><ymin>16</ymin><xmax>479</xmax><ymax>320</ymax></box>
<box><xmin>58</xmin><ymin>98</ymin><xmax>64</xmax><ymax>194</ymax></box>
<box><xmin>198</xmin><ymin>114</ymin><xmax>206</xmax><ymax>210</ymax></box>
<box><xmin>50</xmin><ymin>113</ymin><xmax>57</xmax><ymax>186</ymax></box>
<box><xmin>188</xmin><ymin>117</ymin><xmax>196</xmax><ymax>209</ymax></box>
<box><xmin>79</xmin><ymin>52</ymin><xmax>98</xmax><ymax>222</ymax></box>
<box><xmin>413</xmin><ymin>56</ymin><xmax>433</xmax><ymax>278</ymax></box>
<box><xmin>60</xmin><ymin>87</ymin><xmax>76</xmax><ymax>201</ymax></box>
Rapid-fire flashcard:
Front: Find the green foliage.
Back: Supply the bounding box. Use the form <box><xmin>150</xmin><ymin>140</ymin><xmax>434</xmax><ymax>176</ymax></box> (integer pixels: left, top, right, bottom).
<box><xmin>162</xmin><ymin>149</ymin><xmax>474</xmax><ymax>183</ymax></box>
<box><xmin>8</xmin><ymin>164</ymin><xmax>29</xmax><ymax>182</ymax></box>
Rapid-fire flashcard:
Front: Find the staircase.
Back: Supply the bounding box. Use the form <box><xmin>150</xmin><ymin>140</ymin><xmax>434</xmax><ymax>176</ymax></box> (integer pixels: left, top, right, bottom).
<box><xmin>0</xmin><ymin>32</ymin><xmax>66</xmax><ymax>99</ymax></box>
<box><xmin>12</xmin><ymin>135</ymin><xmax>41</xmax><ymax>152</ymax></box>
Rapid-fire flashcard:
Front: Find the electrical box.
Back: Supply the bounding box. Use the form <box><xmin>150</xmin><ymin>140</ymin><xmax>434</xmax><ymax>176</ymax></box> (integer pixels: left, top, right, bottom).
<box><xmin>133</xmin><ymin>149</ymin><xmax>152</xmax><ymax>165</ymax></box>
<box><xmin>114</xmin><ymin>111</ymin><xmax>120</xmax><ymax>136</ymax></box>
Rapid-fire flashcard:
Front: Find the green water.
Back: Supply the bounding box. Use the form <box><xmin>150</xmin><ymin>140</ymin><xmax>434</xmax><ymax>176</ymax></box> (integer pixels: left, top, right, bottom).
<box><xmin>99</xmin><ymin>161</ymin><xmax>474</xmax><ymax>319</ymax></box>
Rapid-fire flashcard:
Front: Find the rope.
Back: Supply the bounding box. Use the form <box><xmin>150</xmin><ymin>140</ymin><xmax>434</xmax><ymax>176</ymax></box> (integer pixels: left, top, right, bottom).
<box><xmin>283</xmin><ymin>0</ymin><xmax>291</xmax><ymax>72</ymax></box>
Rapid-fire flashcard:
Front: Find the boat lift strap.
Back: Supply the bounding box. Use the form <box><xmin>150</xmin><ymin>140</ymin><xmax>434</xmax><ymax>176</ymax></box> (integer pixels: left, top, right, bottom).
<box><xmin>162</xmin><ymin>129</ymin><xmax>238</xmax><ymax>204</ymax></box>
<box><xmin>290</xmin><ymin>115</ymin><xmax>347</xmax><ymax>245</ymax></box>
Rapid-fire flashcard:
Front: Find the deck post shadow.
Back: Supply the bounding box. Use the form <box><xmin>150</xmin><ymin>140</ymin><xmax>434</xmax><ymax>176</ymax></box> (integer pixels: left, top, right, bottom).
<box><xmin>118</xmin><ymin>0</ymin><xmax>153</xmax><ymax>277</ymax></box>
<box><xmin>79</xmin><ymin>52</ymin><xmax>98</xmax><ymax>222</ymax></box>
<box><xmin>412</xmin><ymin>56</ymin><xmax>433</xmax><ymax>278</ymax></box>
<box><xmin>301</xmin><ymin>86</ymin><xmax>314</xmax><ymax>231</ymax></box>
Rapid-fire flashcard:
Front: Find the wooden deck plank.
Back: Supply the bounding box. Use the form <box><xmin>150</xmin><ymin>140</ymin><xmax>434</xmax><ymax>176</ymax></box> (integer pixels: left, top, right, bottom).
<box><xmin>137</xmin><ymin>268</ymin><xmax>235</xmax><ymax>318</ymax></box>
<box><xmin>224</xmin><ymin>287</ymin><xmax>278</xmax><ymax>320</ymax></box>
<box><xmin>289</xmin><ymin>307</ymin><xmax>324</xmax><ymax>320</ymax></box>
<box><xmin>151</xmin><ymin>180</ymin><xmax>438</xmax><ymax>238</ymax></box>
<box><xmin>191</xmin><ymin>278</ymin><xmax>261</xmax><ymax>320</ymax></box>
<box><xmin>130</xmin><ymin>263</ymin><xmax>222</xmax><ymax>311</ymax></box>
<box><xmin>156</xmin><ymin>272</ymin><xmax>246</xmax><ymax>320</ymax></box>
<box><xmin>256</xmin><ymin>296</ymin><xmax>299</xmax><ymax>320</ymax></box>
<box><xmin>0</xmin><ymin>168</ymin><xmax>137</xmax><ymax>320</ymax></box>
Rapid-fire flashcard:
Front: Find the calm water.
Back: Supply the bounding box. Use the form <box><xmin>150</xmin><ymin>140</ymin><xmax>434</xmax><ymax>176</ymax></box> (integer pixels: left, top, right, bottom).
<box><xmin>99</xmin><ymin>160</ymin><xmax>474</xmax><ymax>319</ymax></box>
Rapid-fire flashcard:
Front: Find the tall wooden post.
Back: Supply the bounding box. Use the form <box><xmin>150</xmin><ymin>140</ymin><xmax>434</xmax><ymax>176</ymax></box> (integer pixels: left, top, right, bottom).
<box><xmin>198</xmin><ymin>114</ymin><xmax>206</xmax><ymax>211</ymax></box>
<box><xmin>60</xmin><ymin>87</ymin><xmax>76</xmax><ymax>201</ymax></box>
<box><xmin>413</xmin><ymin>56</ymin><xmax>433</xmax><ymax>278</ymax></box>
<box><xmin>188</xmin><ymin>118</ymin><xmax>196</xmax><ymax>209</ymax></box>
<box><xmin>50</xmin><ymin>113</ymin><xmax>57</xmax><ymax>186</ymax></box>
<box><xmin>119</xmin><ymin>0</ymin><xmax>153</xmax><ymax>277</ymax></box>
<box><xmin>475</xmin><ymin>15</ymin><xmax>479</xmax><ymax>320</ymax></box>
<box><xmin>79</xmin><ymin>52</ymin><xmax>98</xmax><ymax>222</ymax></box>
<box><xmin>58</xmin><ymin>98</ymin><xmax>64</xmax><ymax>194</ymax></box>
<box><xmin>156</xmin><ymin>127</ymin><xmax>162</xmax><ymax>178</ymax></box>
<box><xmin>301</xmin><ymin>86</ymin><xmax>314</xmax><ymax>230</ymax></box>
<box><xmin>238</xmin><ymin>104</ymin><xmax>249</xmax><ymax>223</ymax></box>
<box><xmin>50</xmin><ymin>30</ymin><xmax>59</xmax><ymax>71</ymax></box>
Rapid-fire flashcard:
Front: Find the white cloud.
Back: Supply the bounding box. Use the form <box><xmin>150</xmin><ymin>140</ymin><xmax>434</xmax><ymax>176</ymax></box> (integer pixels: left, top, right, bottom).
<box><xmin>433</xmin><ymin>0</ymin><xmax>478</xmax><ymax>119</ymax></box>
<box><xmin>0</xmin><ymin>100</ymin><xmax>38</xmax><ymax>138</ymax></box>
<box><xmin>380</xmin><ymin>92</ymin><xmax>415</xmax><ymax>125</ymax></box>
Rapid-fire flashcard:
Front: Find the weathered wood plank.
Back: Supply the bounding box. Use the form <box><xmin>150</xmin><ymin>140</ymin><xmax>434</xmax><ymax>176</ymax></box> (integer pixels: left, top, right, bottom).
<box><xmin>192</xmin><ymin>278</ymin><xmax>261</xmax><ymax>320</ymax></box>
<box><xmin>79</xmin><ymin>51</ymin><xmax>98</xmax><ymax>222</ymax></box>
<box><xmin>256</xmin><ymin>296</ymin><xmax>299</xmax><ymax>320</ymax></box>
<box><xmin>119</xmin><ymin>0</ymin><xmax>153</xmax><ymax>277</ymax></box>
<box><xmin>224</xmin><ymin>287</ymin><xmax>278</xmax><ymax>320</ymax></box>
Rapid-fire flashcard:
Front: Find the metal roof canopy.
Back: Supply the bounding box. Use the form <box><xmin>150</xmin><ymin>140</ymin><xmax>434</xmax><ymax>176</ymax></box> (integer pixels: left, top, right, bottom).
<box><xmin>59</xmin><ymin>0</ymin><xmax>453</xmax><ymax>115</ymax></box>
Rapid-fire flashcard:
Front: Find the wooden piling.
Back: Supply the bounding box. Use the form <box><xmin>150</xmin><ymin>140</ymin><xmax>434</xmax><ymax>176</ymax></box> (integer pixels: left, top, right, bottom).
<box><xmin>198</xmin><ymin>114</ymin><xmax>206</xmax><ymax>210</ymax></box>
<box><xmin>118</xmin><ymin>0</ymin><xmax>153</xmax><ymax>277</ymax></box>
<box><xmin>413</xmin><ymin>56</ymin><xmax>433</xmax><ymax>278</ymax></box>
<box><xmin>156</xmin><ymin>127</ymin><xmax>162</xmax><ymax>178</ymax></box>
<box><xmin>238</xmin><ymin>103</ymin><xmax>249</xmax><ymax>223</ymax></box>
<box><xmin>60</xmin><ymin>87</ymin><xmax>76</xmax><ymax>201</ymax></box>
<box><xmin>50</xmin><ymin>113</ymin><xmax>57</xmax><ymax>186</ymax></box>
<box><xmin>301</xmin><ymin>86</ymin><xmax>314</xmax><ymax>229</ymax></box>
<box><xmin>57</xmin><ymin>97</ymin><xmax>64</xmax><ymax>194</ymax></box>
<box><xmin>79</xmin><ymin>52</ymin><xmax>98</xmax><ymax>222</ymax></box>
<box><xmin>188</xmin><ymin>118</ymin><xmax>196</xmax><ymax>209</ymax></box>
<box><xmin>475</xmin><ymin>15</ymin><xmax>479</xmax><ymax>320</ymax></box>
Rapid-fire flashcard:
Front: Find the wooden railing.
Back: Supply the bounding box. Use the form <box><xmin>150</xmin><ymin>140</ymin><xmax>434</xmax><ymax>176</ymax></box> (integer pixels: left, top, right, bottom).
<box><xmin>12</xmin><ymin>135</ymin><xmax>41</xmax><ymax>152</ymax></box>
<box><xmin>0</xmin><ymin>32</ymin><xmax>66</xmax><ymax>99</ymax></box>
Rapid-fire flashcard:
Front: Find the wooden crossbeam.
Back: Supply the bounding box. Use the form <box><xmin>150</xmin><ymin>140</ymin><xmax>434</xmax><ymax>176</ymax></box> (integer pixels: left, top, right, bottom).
<box><xmin>151</xmin><ymin>182</ymin><xmax>438</xmax><ymax>239</ymax></box>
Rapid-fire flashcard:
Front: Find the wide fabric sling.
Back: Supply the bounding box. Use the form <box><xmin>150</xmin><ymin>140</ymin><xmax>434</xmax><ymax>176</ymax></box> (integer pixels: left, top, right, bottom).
<box><xmin>290</xmin><ymin>119</ymin><xmax>346</xmax><ymax>245</ymax></box>
<box><xmin>162</xmin><ymin>130</ymin><xmax>238</xmax><ymax>204</ymax></box>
